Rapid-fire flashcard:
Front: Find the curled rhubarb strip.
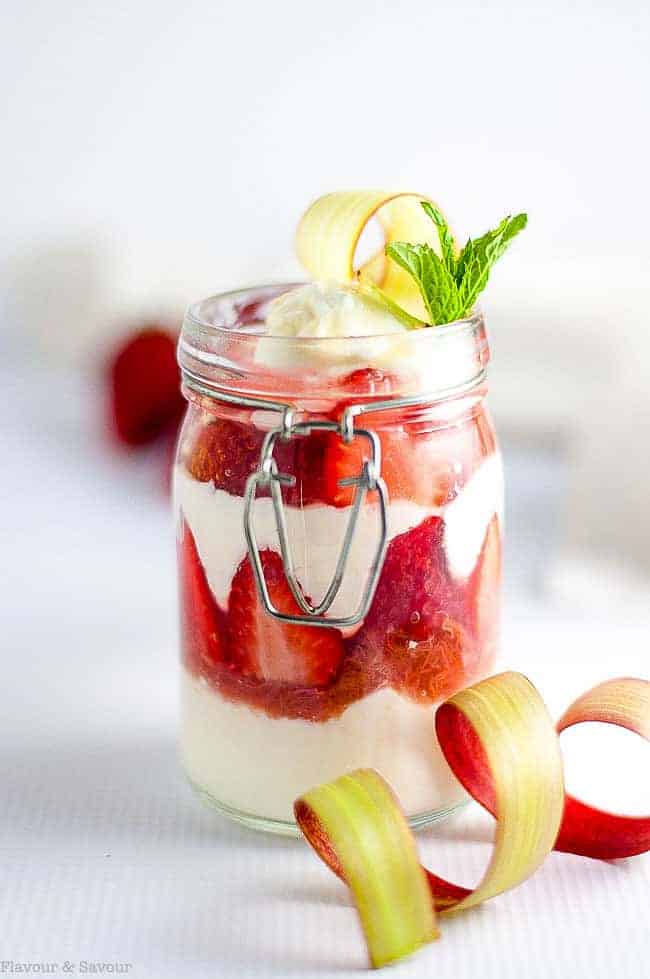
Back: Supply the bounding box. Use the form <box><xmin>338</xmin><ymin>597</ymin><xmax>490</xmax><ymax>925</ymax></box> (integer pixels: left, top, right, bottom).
<box><xmin>554</xmin><ymin>677</ymin><xmax>650</xmax><ymax>859</ymax></box>
<box><xmin>295</xmin><ymin>191</ymin><xmax>451</xmax><ymax>320</ymax></box>
<box><xmin>295</xmin><ymin>672</ymin><xmax>564</xmax><ymax>965</ymax></box>
<box><xmin>294</xmin><ymin>769</ymin><xmax>439</xmax><ymax>968</ymax></box>
<box><xmin>432</xmin><ymin>671</ymin><xmax>565</xmax><ymax>910</ymax></box>
<box><xmin>294</xmin><ymin>672</ymin><xmax>649</xmax><ymax>968</ymax></box>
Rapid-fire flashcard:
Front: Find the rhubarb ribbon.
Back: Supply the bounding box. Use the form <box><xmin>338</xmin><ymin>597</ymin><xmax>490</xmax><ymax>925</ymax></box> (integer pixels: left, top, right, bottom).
<box><xmin>295</xmin><ymin>191</ymin><xmax>452</xmax><ymax>322</ymax></box>
<box><xmin>294</xmin><ymin>671</ymin><xmax>650</xmax><ymax>969</ymax></box>
<box><xmin>554</xmin><ymin>677</ymin><xmax>650</xmax><ymax>859</ymax></box>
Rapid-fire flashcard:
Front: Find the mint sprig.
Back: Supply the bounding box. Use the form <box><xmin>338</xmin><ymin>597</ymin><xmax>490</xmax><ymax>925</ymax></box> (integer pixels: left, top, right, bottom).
<box><xmin>385</xmin><ymin>204</ymin><xmax>527</xmax><ymax>326</ymax></box>
<box><xmin>384</xmin><ymin>241</ymin><xmax>463</xmax><ymax>326</ymax></box>
<box><xmin>420</xmin><ymin>201</ymin><xmax>457</xmax><ymax>277</ymax></box>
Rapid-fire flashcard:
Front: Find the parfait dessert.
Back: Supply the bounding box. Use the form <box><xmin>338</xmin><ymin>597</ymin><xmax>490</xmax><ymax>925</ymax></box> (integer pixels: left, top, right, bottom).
<box><xmin>175</xmin><ymin>192</ymin><xmax>525</xmax><ymax>832</ymax></box>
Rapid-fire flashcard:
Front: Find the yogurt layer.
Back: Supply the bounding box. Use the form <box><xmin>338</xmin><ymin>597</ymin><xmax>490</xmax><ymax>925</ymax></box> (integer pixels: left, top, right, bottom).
<box><xmin>180</xmin><ymin>668</ymin><xmax>467</xmax><ymax>821</ymax></box>
<box><xmin>174</xmin><ymin>452</ymin><xmax>503</xmax><ymax>619</ymax></box>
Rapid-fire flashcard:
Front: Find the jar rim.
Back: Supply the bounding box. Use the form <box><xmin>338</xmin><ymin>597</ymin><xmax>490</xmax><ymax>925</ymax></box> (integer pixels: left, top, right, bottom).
<box><xmin>183</xmin><ymin>281</ymin><xmax>484</xmax><ymax>342</ymax></box>
<box><xmin>178</xmin><ymin>283</ymin><xmax>490</xmax><ymax>404</ymax></box>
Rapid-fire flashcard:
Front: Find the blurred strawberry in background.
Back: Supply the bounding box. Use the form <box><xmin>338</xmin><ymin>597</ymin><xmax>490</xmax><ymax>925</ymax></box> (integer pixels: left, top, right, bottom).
<box><xmin>106</xmin><ymin>324</ymin><xmax>184</xmax><ymax>488</ymax></box>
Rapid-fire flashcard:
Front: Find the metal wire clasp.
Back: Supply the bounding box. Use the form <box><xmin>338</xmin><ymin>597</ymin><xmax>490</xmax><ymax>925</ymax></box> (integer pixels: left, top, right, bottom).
<box><xmin>243</xmin><ymin>404</ymin><xmax>389</xmax><ymax>629</ymax></box>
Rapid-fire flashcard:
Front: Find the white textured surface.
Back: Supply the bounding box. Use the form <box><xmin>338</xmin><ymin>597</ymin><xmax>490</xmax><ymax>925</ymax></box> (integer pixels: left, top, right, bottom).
<box><xmin>1</xmin><ymin>368</ymin><xmax>649</xmax><ymax>978</ymax></box>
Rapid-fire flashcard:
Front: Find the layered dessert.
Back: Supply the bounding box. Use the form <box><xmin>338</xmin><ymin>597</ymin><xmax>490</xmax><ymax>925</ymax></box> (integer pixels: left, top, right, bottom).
<box><xmin>175</xmin><ymin>191</ymin><xmax>524</xmax><ymax>827</ymax></box>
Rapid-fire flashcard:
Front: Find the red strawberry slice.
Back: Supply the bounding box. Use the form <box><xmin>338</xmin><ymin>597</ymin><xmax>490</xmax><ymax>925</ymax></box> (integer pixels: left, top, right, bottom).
<box><xmin>361</xmin><ymin>515</ymin><xmax>460</xmax><ymax>634</ymax></box>
<box><xmin>184</xmin><ymin>416</ymin><xmax>324</xmax><ymax>504</ymax></box>
<box><xmin>297</xmin><ymin>427</ymin><xmax>423</xmax><ymax>509</ymax></box>
<box><xmin>108</xmin><ymin>327</ymin><xmax>184</xmax><ymax>447</ymax></box>
<box><xmin>316</xmin><ymin>368</ymin><xmax>459</xmax><ymax>507</ymax></box>
<box><xmin>185</xmin><ymin>417</ymin><xmax>262</xmax><ymax>495</ymax></box>
<box><xmin>182</xmin><ymin>378</ymin><xmax>476</xmax><ymax>510</ymax></box>
<box><xmin>226</xmin><ymin>551</ymin><xmax>344</xmax><ymax>686</ymax></box>
<box><xmin>380</xmin><ymin>429</ymin><xmax>456</xmax><ymax>507</ymax></box>
<box><xmin>348</xmin><ymin>516</ymin><xmax>469</xmax><ymax>701</ymax></box>
<box><xmin>385</xmin><ymin>613</ymin><xmax>468</xmax><ymax>704</ymax></box>
<box><xmin>181</xmin><ymin>377</ymin><xmax>458</xmax><ymax>508</ymax></box>
<box><xmin>178</xmin><ymin>518</ymin><xmax>227</xmax><ymax>674</ymax></box>
<box><xmin>312</xmin><ymin>419</ymin><xmax>459</xmax><ymax>510</ymax></box>
<box><xmin>317</xmin><ymin>431</ymin><xmax>365</xmax><ymax>507</ymax></box>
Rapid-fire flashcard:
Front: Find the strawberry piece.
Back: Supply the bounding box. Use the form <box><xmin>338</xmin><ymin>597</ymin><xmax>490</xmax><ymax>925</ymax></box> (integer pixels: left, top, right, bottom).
<box><xmin>185</xmin><ymin>418</ymin><xmax>262</xmax><ymax>495</ymax></box>
<box><xmin>339</xmin><ymin>367</ymin><xmax>396</xmax><ymax>396</ymax></box>
<box><xmin>108</xmin><ymin>327</ymin><xmax>184</xmax><ymax>446</ymax></box>
<box><xmin>184</xmin><ymin>417</ymin><xmax>319</xmax><ymax>503</ymax></box>
<box><xmin>380</xmin><ymin>429</ymin><xmax>456</xmax><ymax>507</ymax></box>
<box><xmin>385</xmin><ymin>614</ymin><xmax>468</xmax><ymax>704</ymax></box>
<box><xmin>348</xmin><ymin>516</ymin><xmax>469</xmax><ymax>701</ymax></box>
<box><xmin>321</xmin><ymin>368</ymin><xmax>463</xmax><ymax>507</ymax></box>
<box><xmin>313</xmin><ymin>421</ymin><xmax>458</xmax><ymax>509</ymax></box>
<box><xmin>318</xmin><ymin>432</ymin><xmax>365</xmax><ymax>507</ymax></box>
<box><xmin>182</xmin><ymin>389</ymin><xmax>476</xmax><ymax>510</ymax></box>
<box><xmin>360</xmin><ymin>516</ymin><xmax>459</xmax><ymax>634</ymax></box>
<box><xmin>226</xmin><ymin>551</ymin><xmax>344</xmax><ymax>686</ymax></box>
<box><xmin>178</xmin><ymin>518</ymin><xmax>227</xmax><ymax>674</ymax></box>
<box><xmin>298</xmin><ymin>428</ymin><xmax>418</xmax><ymax>509</ymax></box>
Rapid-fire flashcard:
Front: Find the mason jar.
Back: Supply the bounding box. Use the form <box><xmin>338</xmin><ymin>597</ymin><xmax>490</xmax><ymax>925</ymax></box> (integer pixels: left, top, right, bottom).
<box><xmin>174</xmin><ymin>284</ymin><xmax>503</xmax><ymax>834</ymax></box>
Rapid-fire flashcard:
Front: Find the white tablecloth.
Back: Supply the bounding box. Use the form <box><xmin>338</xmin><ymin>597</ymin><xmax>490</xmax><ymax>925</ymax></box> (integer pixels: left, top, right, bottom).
<box><xmin>1</xmin><ymin>368</ymin><xmax>648</xmax><ymax>978</ymax></box>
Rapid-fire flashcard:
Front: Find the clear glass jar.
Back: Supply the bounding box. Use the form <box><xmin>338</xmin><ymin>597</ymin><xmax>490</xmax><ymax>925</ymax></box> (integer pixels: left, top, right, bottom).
<box><xmin>174</xmin><ymin>284</ymin><xmax>503</xmax><ymax>834</ymax></box>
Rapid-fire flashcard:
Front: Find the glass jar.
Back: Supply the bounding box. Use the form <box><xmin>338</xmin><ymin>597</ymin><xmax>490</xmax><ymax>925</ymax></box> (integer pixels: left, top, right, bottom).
<box><xmin>174</xmin><ymin>284</ymin><xmax>503</xmax><ymax>834</ymax></box>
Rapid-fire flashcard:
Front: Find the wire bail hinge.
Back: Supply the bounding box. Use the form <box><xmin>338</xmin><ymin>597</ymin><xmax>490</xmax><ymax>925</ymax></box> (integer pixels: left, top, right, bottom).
<box><xmin>243</xmin><ymin>405</ymin><xmax>389</xmax><ymax>629</ymax></box>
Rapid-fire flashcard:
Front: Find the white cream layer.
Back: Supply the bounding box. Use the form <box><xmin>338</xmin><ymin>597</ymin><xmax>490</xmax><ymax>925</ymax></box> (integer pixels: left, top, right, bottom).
<box><xmin>180</xmin><ymin>669</ymin><xmax>467</xmax><ymax>821</ymax></box>
<box><xmin>174</xmin><ymin>453</ymin><xmax>503</xmax><ymax>618</ymax></box>
<box><xmin>444</xmin><ymin>453</ymin><xmax>504</xmax><ymax>577</ymax></box>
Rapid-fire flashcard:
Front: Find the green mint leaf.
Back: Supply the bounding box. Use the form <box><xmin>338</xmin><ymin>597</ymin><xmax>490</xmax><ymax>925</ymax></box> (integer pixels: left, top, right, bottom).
<box><xmin>385</xmin><ymin>241</ymin><xmax>462</xmax><ymax>326</ymax></box>
<box><xmin>420</xmin><ymin>201</ymin><xmax>456</xmax><ymax>276</ymax></box>
<box><xmin>456</xmin><ymin>212</ymin><xmax>527</xmax><ymax>313</ymax></box>
<box><xmin>384</xmin><ymin>204</ymin><xmax>527</xmax><ymax>327</ymax></box>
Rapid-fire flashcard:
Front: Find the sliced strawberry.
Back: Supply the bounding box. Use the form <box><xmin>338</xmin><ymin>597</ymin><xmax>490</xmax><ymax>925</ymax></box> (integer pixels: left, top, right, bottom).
<box><xmin>361</xmin><ymin>515</ymin><xmax>459</xmax><ymax>631</ymax></box>
<box><xmin>318</xmin><ymin>432</ymin><xmax>365</xmax><ymax>507</ymax></box>
<box><xmin>178</xmin><ymin>518</ymin><xmax>227</xmax><ymax>674</ymax></box>
<box><xmin>381</xmin><ymin>429</ymin><xmax>456</xmax><ymax>507</ymax></box>
<box><xmin>184</xmin><ymin>416</ymin><xmax>319</xmax><ymax>503</ymax></box>
<box><xmin>185</xmin><ymin>417</ymin><xmax>262</xmax><ymax>495</ymax></box>
<box><xmin>226</xmin><ymin>551</ymin><xmax>344</xmax><ymax>686</ymax></box>
<box><xmin>108</xmin><ymin>327</ymin><xmax>184</xmax><ymax>447</ymax></box>
<box><xmin>182</xmin><ymin>390</ymin><xmax>482</xmax><ymax>510</ymax></box>
<box><xmin>385</xmin><ymin>613</ymin><xmax>468</xmax><ymax>704</ymax></box>
<box><xmin>314</xmin><ymin>420</ymin><xmax>459</xmax><ymax>509</ymax></box>
<box><xmin>298</xmin><ymin>428</ymin><xmax>416</xmax><ymax>509</ymax></box>
<box><xmin>347</xmin><ymin>516</ymin><xmax>469</xmax><ymax>702</ymax></box>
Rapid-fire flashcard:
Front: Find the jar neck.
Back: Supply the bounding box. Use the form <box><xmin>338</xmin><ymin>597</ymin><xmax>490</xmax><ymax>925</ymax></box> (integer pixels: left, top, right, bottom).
<box><xmin>178</xmin><ymin>284</ymin><xmax>491</xmax><ymax>410</ymax></box>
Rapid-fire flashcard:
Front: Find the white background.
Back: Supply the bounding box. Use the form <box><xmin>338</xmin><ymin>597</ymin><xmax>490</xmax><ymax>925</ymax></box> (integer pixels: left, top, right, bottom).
<box><xmin>1</xmin><ymin>2</ymin><xmax>649</xmax><ymax>975</ymax></box>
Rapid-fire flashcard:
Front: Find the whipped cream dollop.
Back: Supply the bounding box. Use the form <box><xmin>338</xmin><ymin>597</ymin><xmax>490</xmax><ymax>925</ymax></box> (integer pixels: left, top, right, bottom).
<box><xmin>266</xmin><ymin>282</ymin><xmax>404</xmax><ymax>340</ymax></box>
<box><xmin>255</xmin><ymin>281</ymin><xmax>410</xmax><ymax>371</ymax></box>
<box><xmin>254</xmin><ymin>282</ymin><xmax>480</xmax><ymax>393</ymax></box>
